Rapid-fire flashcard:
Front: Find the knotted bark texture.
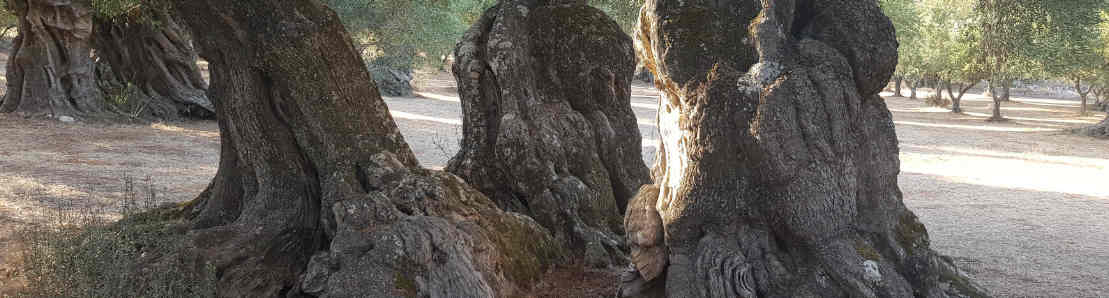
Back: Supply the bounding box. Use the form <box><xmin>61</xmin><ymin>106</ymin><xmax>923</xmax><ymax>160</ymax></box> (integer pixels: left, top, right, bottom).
<box><xmin>1</xmin><ymin>0</ymin><xmax>104</xmax><ymax>118</ymax></box>
<box><xmin>93</xmin><ymin>9</ymin><xmax>215</xmax><ymax>120</ymax></box>
<box><xmin>621</xmin><ymin>0</ymin><xmax>989</xmax><ymax>297</ymax></box>
<box><xmin>165</xmin><ymin>1</ymin><xmax>560</xmax><ymax>296</ymax></box>
<box><xmin>449</xmin><ymin>0</ymin><xmax>652</xmax><ymax>267</ymax></box>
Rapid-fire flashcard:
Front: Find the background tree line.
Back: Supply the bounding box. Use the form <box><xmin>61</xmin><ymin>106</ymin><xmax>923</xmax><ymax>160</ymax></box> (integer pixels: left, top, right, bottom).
<box><xmin>881</xmin><ymin>0</ymin><xmax>1109</xmax><ymax>119</ymax></box>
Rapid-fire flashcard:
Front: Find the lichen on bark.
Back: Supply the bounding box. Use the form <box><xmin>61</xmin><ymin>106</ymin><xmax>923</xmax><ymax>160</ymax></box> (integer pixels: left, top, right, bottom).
<box><xmin>621</xmin><ymin>1</ymin><xmax>990</xmax><ymax>297</ymax></box>
<box><xmin>450</xmin><ymin>0</ymin><xmax>651</xmax><ymax>267</ymax></box>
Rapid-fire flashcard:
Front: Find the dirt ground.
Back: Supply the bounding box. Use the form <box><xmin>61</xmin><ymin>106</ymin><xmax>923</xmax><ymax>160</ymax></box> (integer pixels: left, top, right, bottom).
<box><xmin>1</xmin><ymin>68</ymin><xmax>1107</xmax><ymax>296</ymax></box>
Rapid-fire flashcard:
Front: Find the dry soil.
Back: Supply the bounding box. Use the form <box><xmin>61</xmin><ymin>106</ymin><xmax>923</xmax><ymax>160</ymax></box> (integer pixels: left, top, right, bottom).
<box><xmin>1</xmin><ymin>71</ymin><xmax>1107</xmax><ymax>297</ymax></box>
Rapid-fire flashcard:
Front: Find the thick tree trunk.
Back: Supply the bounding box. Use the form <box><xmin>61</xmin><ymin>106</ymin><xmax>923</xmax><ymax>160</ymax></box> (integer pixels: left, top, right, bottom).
<box><xmin>620</xmin><ymin>1</ymin><xmax>987</xmax><ymax>297</ymax></box>
<box><xmin>449</xmin><ymin>0</ymin><xmax>651</xmax><ymax>267</ymax></box>
<box><xmin>168</xmin><ymin>1</ymin><xmax>561</xmax><ymax>296</ymax></box>
<box><xmin>1</xmin><ymin>0</ymin><xmax>104</xmax><ymax>118</ymax></box>
<box><xmin>92</xmin><ymin>9</ymin><xmax>214</xmax><ymax>120</ymax></box>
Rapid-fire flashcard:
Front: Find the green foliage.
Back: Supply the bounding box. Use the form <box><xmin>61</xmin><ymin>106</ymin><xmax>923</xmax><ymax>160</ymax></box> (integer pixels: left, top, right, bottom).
<box><xmin>591</xmin><ymin>0</ymin><xmax>641</xmax><ymax>34</ymax></box>
<box><xmin>323</xmin><ymin>0</ymin><xmax>642</xmax><ymax>71</ymax></box>
<box><xmin>0</xmin><ymin>0</ymin><xmax>19</xmax><ymax>40</ymax></box>
<box><xmin>91</xmin><ymin>0</ymin><xmax>144</xmax><ymax>20</ymax></box>
<box><xmin>881</xmin><ymin>0</ymin><xmax>926</xmax><ymax>81</ymax></box>
<box><xmin>325</xmin><ymin>0</ymin><xmax>495</xmax><ymax>70</ymax></box>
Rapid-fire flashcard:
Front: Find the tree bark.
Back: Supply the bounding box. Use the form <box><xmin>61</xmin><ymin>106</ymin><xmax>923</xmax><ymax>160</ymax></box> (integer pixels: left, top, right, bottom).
<box><xmin>620</xmin><ymin>1</ymin><xmax>987</xmax><ymax>297</ymax></box>
<box><xmin>1074</xmin><ymin>78</ymin><xmax>1092</xmax><ymax>116</ymax></box>
<box><xmin>946</xmin><ymin>81</ymin><xmax>975</xmax><ymax>114</ymax></box>
<box><xmin>168</xmin><ymin>1</ymin><xmax>561</xmax><ymax>296</ymax></box>
<box><xmin>449</xmin><ymin>0</ymin><xmax>651</xmax><ymax>267</ymax></box>
<box><xmin>1000</xmin><ymin>79</ymin><xmax>1011</xmax><ymax>101</ymax></box>
<box><xmin>1</xmin><ymin>0</ymin><xmax>104</xmax><ymax>118</ymax></box>
<box><xmin>945</xmin><ymin>81</ymin><xmax>961</xmax><ymax>113</ymax></box>
<box><xmin>910</xmin><ymin>80</ymin><xmax>918</xmax><ymax>99</ymax></box>
<box><xmin>92</xmin><ymin>9</ymin><xmax>214</xmax><ymax>120</ymax></box>
<box><xmin>894</xmin><ymin>76</ymin><xmax>903</xmax><ymax>97</ymax></box>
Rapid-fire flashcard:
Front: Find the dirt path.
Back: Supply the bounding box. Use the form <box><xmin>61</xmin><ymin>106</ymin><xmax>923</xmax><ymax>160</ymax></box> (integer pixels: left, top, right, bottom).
<box><xmin>1</xmin><ymin>72</ymin><xmax>1107</xmax><ymax>296</ymax></box>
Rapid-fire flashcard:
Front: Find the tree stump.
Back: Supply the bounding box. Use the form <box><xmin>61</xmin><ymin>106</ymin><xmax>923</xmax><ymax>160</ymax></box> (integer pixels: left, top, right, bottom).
<box><xmin>621</xmin><ymin>1</ymin><xmax>990</xmax><ymax>297</ymax></box>
<box><xmin>449</xmin><ymin>0</ymin><xmax>651</xmax><ymax>266</ymax></box>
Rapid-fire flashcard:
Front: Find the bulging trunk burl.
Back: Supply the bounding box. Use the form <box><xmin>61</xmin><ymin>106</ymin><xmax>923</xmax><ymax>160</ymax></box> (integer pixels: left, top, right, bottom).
<box><xmin>1</xmin><ymin>0</ymin><xmax>104</xmax><ymax>118</ymax></box>
<box><xmin>168</xmin><ymin>1</ymin><xmax>560</xmax><ymax>296</ymax></box>
<box><xmin>449</xmin><ymin>0</ymin><xmax>652</xmax><ymax>266</ymax></box>
<box><xmin>621</xmin><ymin>0</ymin><xmax>988</xmax><ymax>297</ymax></box>
<box><xmin>92</xmin><ymin>9</ymin><xmax>214</xmax><ymax>120</ymax></box>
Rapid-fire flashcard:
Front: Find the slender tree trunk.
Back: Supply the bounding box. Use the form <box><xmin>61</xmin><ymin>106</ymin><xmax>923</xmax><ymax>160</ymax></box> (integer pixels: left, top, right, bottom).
<box><xmin>166</xmin><ymin>1</ymin><xmax>560</xmax><ymax>296</ymax></box>
<box><xmin>894</xmin><ymin>76</ymin><xmax>903</xmax><ymax>97</ymax></box>
<box><xmin>449</xmin><ymin>1</ymin><xmax>651</xmax><ymax>267</ymax></box>
<box><xmin>1</xmin><ymin>0</ymin><xmax>104</xmax><ymax>118</ymax></box>
<box><xmin>910</xmin><ymin>80</ymin><xmax>918</xmax><ymax>99</ymax></box>
<box><xmin>1001</xmin><ymin>79</ymin><xmax>1011</xmax><ymax>101</ymax></box>
<box><xmin>946</xmin><ymin>81</ymin><xmax>962</xmax><ymax>113</ymax></box>
<box><xmin>92</xmin><ymin>9</ymin><xmax>214</xmax><ymax>120</ymax></box>
<box><xmin>620</xmin><ymin>1</ymin><xmax>986</xmax><ymax>297</ymax></box>
<box><xmin>1093</xmin><ymin>86</ymin><xmax>1104</xmax><ymax>108</ymax></box>
<box><xmin>1074</xmin><ymin>78</ymin><xmax>1092</xmax><ymax>116</ymax></box>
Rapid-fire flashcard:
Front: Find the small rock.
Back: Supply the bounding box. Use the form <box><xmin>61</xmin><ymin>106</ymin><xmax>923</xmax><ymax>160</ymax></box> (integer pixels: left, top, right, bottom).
<box><xmin>58</xmin><ymin>115</ymin><xmax>76</xmax><ymax>123</ymax></box>
<box><xmin>862</xmin><ymin>260</ymin><xmax>882</xmax><ymax>282</ymax></box>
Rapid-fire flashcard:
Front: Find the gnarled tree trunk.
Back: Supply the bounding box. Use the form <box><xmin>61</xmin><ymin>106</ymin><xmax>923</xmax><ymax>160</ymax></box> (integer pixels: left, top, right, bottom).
<box><xmin>169</xmin><ymin>1</ymin><xmax>560</xmax><ymax>296</ymax></box>
<box><xmin>92</xmin><ymin>9</ymin><xmax>214</xmax><ymax>120</ymax></box>
<box><xmin>620</xmin><ymin>1</ymin><xmax>988</xmax><ymax>297</ymax></box>
<box><xmin>449</xmin><ymin>0</ymin><xmax>651</xmax><ymax>267</ymax></box>
<box><xmin>1</xmin><ymin>0</ymin><xmax>104</xmax><ymax>118</ymax></box>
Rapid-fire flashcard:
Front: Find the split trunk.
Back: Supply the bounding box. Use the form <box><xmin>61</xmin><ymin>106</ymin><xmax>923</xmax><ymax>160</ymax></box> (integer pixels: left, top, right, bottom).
<box><xmin>620</xmin><ymin>0</ymin><xmax>988</xmax><ymax>297</ymax></box>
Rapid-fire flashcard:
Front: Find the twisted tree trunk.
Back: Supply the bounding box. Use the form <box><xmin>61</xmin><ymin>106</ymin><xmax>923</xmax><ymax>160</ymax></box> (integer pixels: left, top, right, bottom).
<box><xmin>946</xmin><ymin>81</ymin><xmax>976</xmax><ymax>114</ymax></box>
<box><xmin>92</xmin><ymin>9</ymin><xmax>214</xmax><ymax>120</ymax></box>
<box><xmin>1</xmin><ymin>0</ymin><xmax>104</xmax><ymax>118</ymax></box>
<box><xmin>450</xmin><ymin>0</ymin><xmax>651</xmax><ymax>267</ymax></box>
<box><xmin>620</xmin><ymin>1</ymin><xmax>988</xmax><ymax>297</ymax></box>
<box><xmin>168</xmin><ymin>1</ymin><xmax>560</xmax><ymax>296</ymax></box>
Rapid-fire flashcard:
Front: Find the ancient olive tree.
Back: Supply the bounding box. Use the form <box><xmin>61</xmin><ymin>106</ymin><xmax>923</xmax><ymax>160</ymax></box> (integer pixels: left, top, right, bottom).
<box><xmin>1</xmin><ymin>0</ymin><xmax>104</xmax><ymax>117</ymax></box>
<box><xmin>620</xmin><ymin>0</ymin><xmax>988</xmax><ymax>297</ymax></box>
<box><xmin>92</xmin><ymin>6</ymin><xmax>214</xmax><ymax>119</ymax></box>
<box><xmin>449</xmin><ymin>0</ymin><xmax>651</xmax><ymax>267</ymax></box>
<box><xmin>1</xmin><ymin>0</ymin><xmax>212</xmax><ymax>120</ymax></box>
<box><xmin>165</xmin><ymin>0</ymin><xmax>559</xmax><ymax>296</ymax></box>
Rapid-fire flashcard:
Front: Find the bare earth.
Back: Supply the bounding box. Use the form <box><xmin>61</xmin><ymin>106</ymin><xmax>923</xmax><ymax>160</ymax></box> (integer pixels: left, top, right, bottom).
<box><xmin>1</xmin><ymin>70</ymin><xmax>1107</xmax><ymax>297</ymax></box>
